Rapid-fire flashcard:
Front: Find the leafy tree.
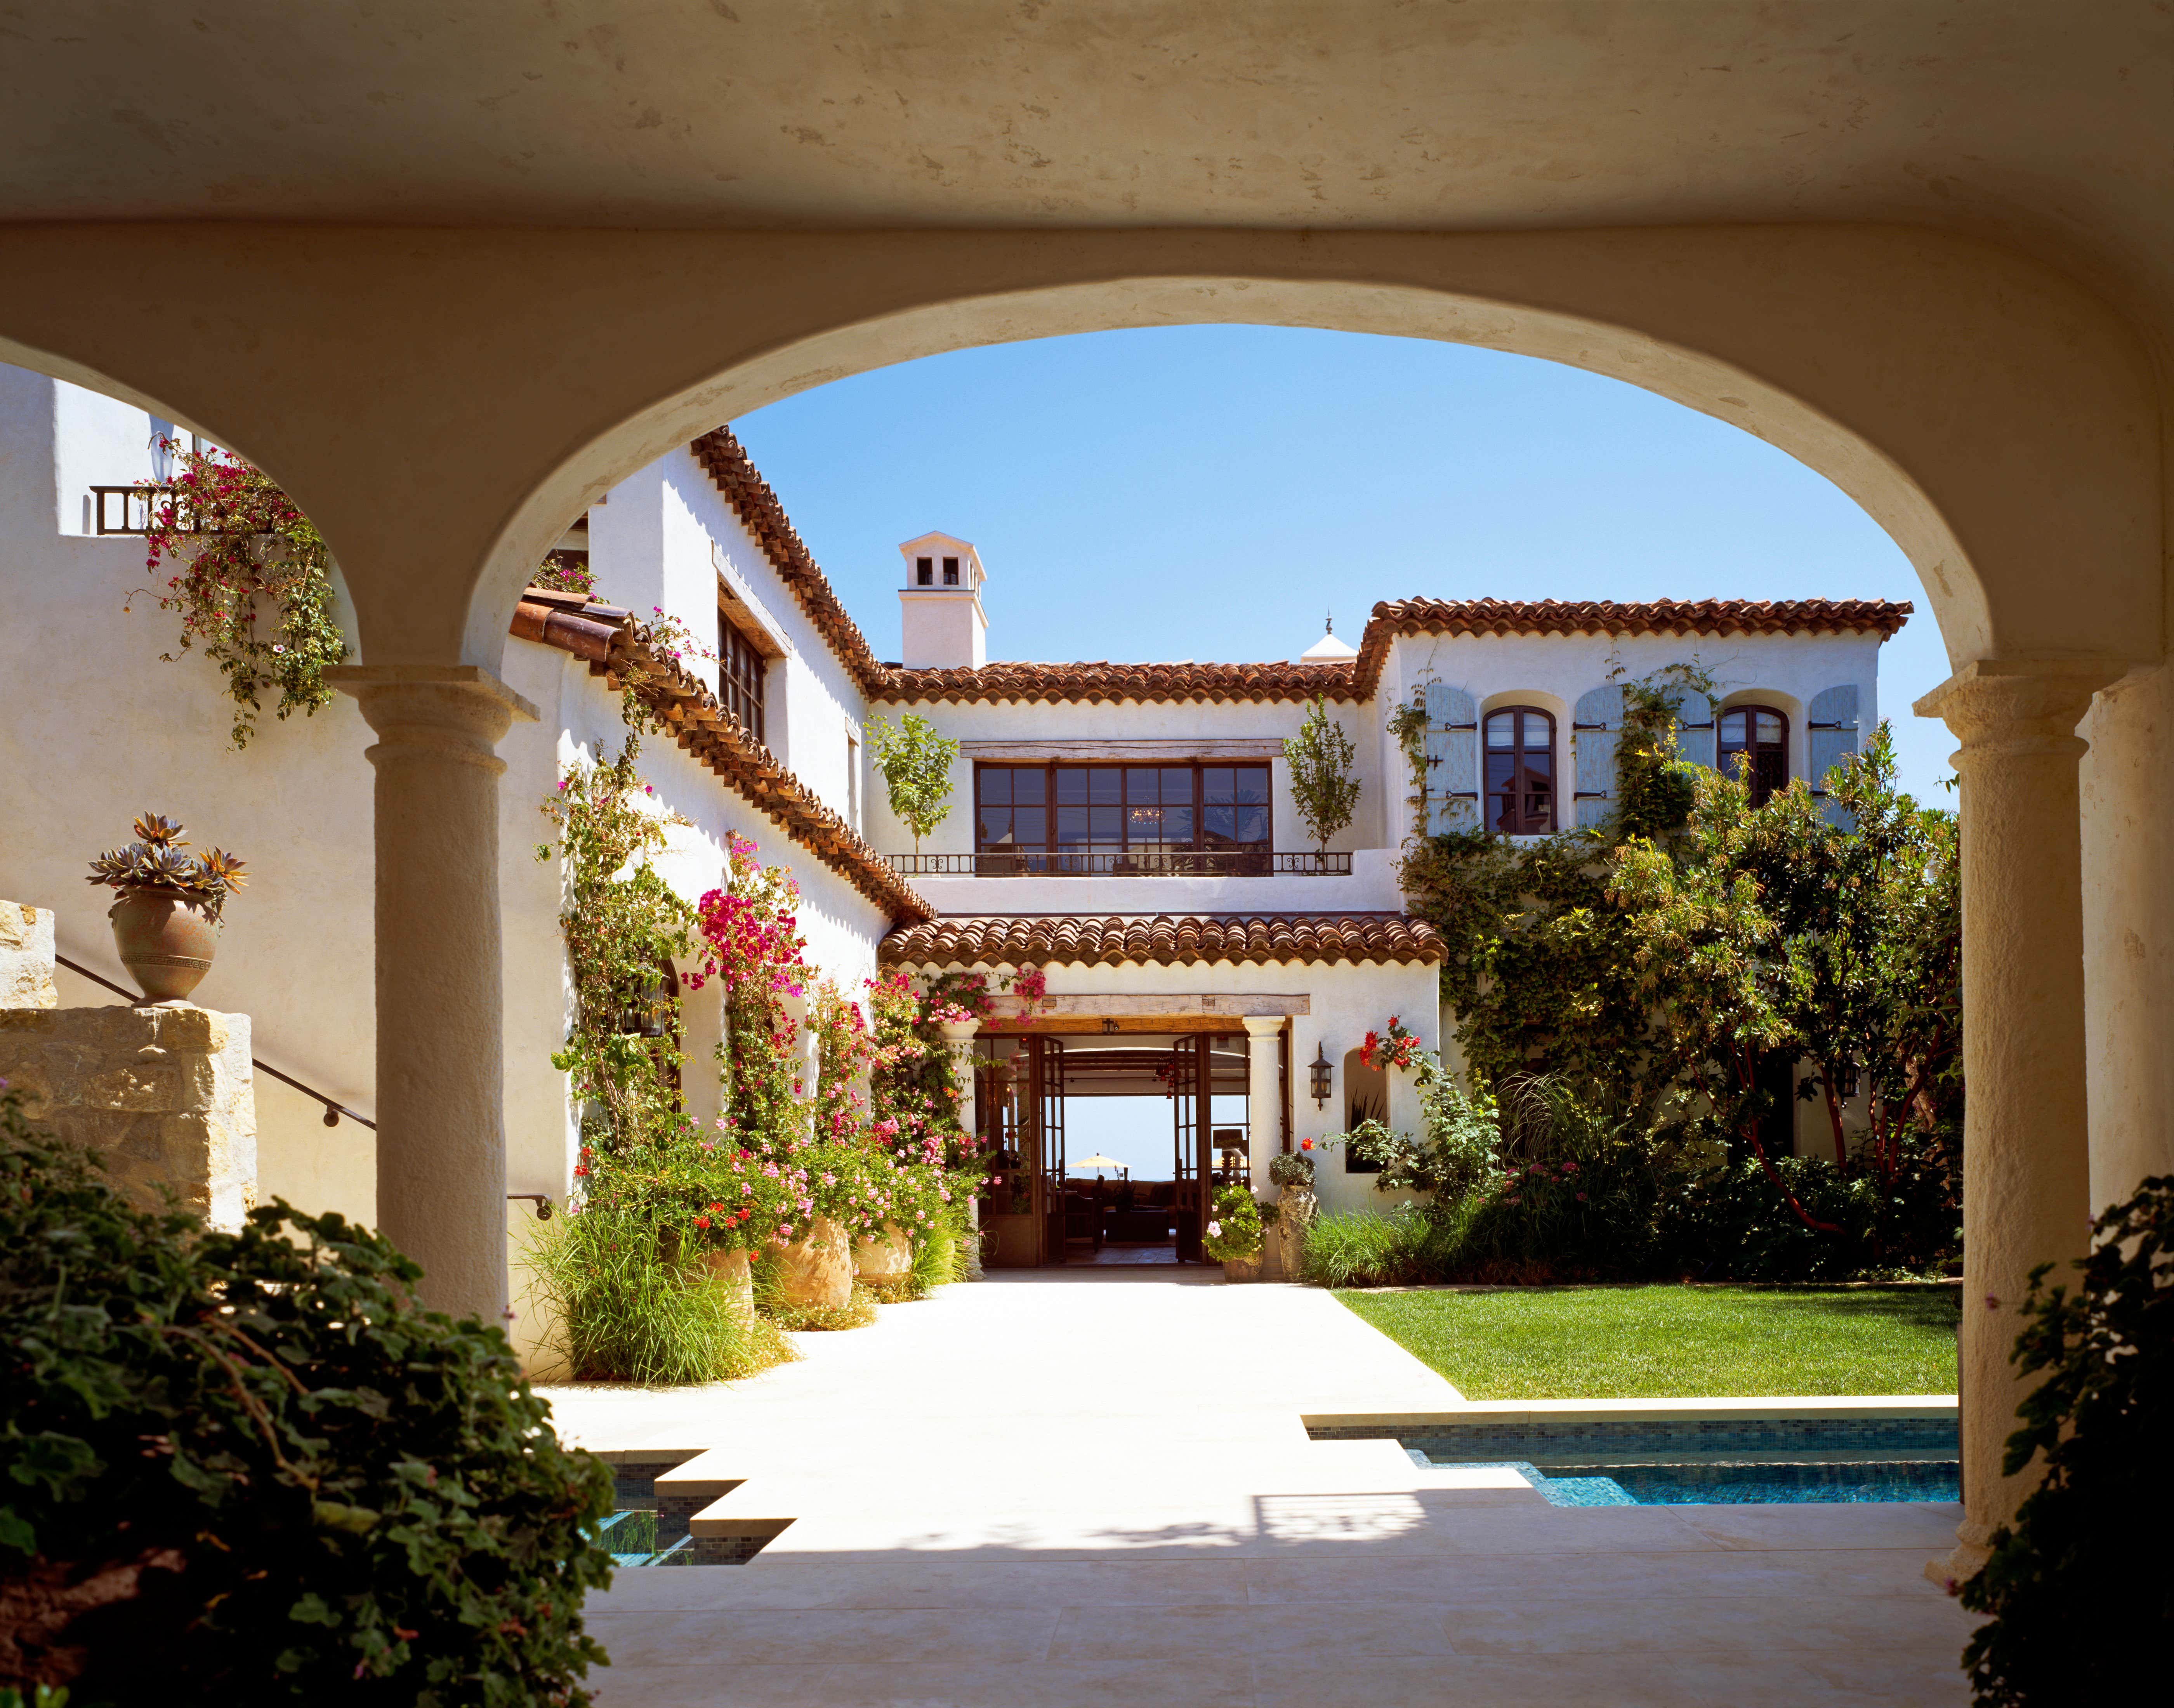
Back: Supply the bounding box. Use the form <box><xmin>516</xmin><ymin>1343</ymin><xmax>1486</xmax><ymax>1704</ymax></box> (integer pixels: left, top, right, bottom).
<box><xmin>1284</xmin><ymin>695</ymin><xmax>1361</xmax><ymax>854</ymax></box>
<box><xmin>869</xmin><ymin>713</ymin><xmax>960</xmax><ymax>854</ymax></box>
<box><xmin>1960</xmin><ymin>1176</ymin><xmax>2173</xmax><ymax>1702</ymax></box>
<box><xmin>1610</xmin><ymin>724</ymin><xmax>1960</xmax><ymax>1257</ymax></box>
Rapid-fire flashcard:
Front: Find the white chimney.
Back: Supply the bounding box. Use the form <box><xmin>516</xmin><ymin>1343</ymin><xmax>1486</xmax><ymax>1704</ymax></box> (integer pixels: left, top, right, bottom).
<box><xmin>1299</xmin><ymin>611</ymin><xmax>1359</xmax><ymax>665</ymax></box>
<box><xmin>897</xmin><ymin>531</ymin><xmax>988</xmax><ymax>669</ymax></box>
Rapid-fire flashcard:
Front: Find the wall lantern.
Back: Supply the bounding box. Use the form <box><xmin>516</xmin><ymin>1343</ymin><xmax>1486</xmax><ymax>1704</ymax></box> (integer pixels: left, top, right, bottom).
<box><xmin>1310</xmin><ymin>1041</ymin><xmax>1334</xmax><ymax>1109</ymax></box>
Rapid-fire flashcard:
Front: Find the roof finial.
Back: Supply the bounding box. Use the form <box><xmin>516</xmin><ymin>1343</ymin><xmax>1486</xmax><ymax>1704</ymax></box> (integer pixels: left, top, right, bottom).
<box><xmin>1325</xmin><ymin>609</ymin><xmax>1334</xmax><ymax>635</ymax></box>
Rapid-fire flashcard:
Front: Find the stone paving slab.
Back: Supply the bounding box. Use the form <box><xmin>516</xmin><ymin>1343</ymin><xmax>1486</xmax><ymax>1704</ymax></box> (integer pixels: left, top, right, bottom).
<box><xmin>544</xmin><ymin>1271</ymin><xmax>1977</xmax><ymax>1705</ymax></box>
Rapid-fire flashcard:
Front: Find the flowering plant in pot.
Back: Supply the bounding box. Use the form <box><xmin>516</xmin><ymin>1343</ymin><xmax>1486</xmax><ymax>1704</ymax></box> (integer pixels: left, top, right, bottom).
<box><xmin>1203</xmin><ymin>1182</ymin><xmax>1266</xmax><ymax>1276</ymax></box>
<box><xmin>85</xmin><ymin>812</ymin><xmax>247</xmax><ymax>1002</ymax></box>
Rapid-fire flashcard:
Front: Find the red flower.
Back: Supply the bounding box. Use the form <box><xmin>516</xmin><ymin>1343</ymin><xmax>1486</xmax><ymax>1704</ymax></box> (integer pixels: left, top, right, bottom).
<box><xmin>1300</xmin><ymin>1138</ymin><xmax>1314</xmax><ymax>1151</ymax></box>
<box><xmin>693</xmin><ymin>1215</ymin><xmax>710</xmax><ymax>1230</ymax></box>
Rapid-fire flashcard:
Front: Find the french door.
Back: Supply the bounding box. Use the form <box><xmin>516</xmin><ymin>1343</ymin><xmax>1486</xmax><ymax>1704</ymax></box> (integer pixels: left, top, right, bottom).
<box><xmin>1034</xmin><ymin>1035</ymin><xmax>1066</xmax><ymax>1264</ymax></box>
<box><xmin>1170</xmin><ymin>1035</ymin><xmax>1207</xmax><ymax>1261</ymax></box>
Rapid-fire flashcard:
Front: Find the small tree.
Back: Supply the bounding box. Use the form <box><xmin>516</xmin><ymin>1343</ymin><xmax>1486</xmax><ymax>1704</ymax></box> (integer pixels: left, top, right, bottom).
<box><xmin>870</xmin><ymin>713</ymin><xmax>960</xmax><ymax>854</ymax></box>
<box><xmin>1284</xmin><ymin>695</ymin><xmax>1361</xmax><ymax>854</ymax></box>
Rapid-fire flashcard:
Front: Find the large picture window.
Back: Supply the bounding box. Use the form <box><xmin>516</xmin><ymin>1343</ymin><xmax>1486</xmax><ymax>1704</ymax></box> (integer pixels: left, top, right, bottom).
<box><xmin>717</xmin><ymin>612</ymin><xmax>767</xmax><ymax>744</ymax></box>
<box><xmin>1484</xmin><ymin>707</ymin><xmax>1555</xmax><ymax>834</ymax></box>
<box><xmin>976</xmin><ymin>762</ymin><xmax>1271</xmax><ymax>870</ymax></box>
<box><xmin>1718</xmin><ymin>706</ymin><xmax>1789</xmax><ymax>805</ymax></box>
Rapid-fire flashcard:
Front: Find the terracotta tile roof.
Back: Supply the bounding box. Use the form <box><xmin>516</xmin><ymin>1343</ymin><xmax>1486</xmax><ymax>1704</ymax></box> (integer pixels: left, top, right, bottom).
<box><xmin>1349</xmin><ymin>597</ymin><xmax>1911</xmax><ymax>697</ymax></box>
<box><xmin>873</xmin><ymin>660</ymin><xmax>1359</xmax><ymax>706</ymax></box>
<box><xmin>689</xmin><ymin>426</ymin><xmax>889</xmax><ymax>696</ymax></box>
<box><xmin>689</xmin><ymin>426</ymin><xmax>1908</xmax><ymax>710</ymax></box>
<box><xmin>511</xmin><ymin>591</ymin><xmax>933</xmax><ymax>923</ymax></box>
<box><xmin>879</xmin><ymin>912</ymin><xmax>1444</xmax><ymax>969</ymax></box>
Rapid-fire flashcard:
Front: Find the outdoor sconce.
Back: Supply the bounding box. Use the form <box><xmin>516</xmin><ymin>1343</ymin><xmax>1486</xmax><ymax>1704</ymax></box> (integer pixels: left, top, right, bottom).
<box><xmin>1310</xmin><ymin>1041</ymin><xmax>1333</xmax><ymax>1109</ymax></box>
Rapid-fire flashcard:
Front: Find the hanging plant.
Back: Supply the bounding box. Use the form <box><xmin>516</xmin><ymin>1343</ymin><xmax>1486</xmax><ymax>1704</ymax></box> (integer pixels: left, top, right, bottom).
<box><xmin>126</xmin><ymin>438</ymin><xmax>350</xmax><ymax>750</ymax></box>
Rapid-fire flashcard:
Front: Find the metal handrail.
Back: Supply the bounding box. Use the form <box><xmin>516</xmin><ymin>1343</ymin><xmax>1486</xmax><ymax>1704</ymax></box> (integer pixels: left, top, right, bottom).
<box><xmin>54</xmin><ymin>951</ymin><xmax>377</xmax><ymax>1131</ymax></box>
<box><xmin>882</xmin><ymin>850</ymin><xmax>1356</xmax><ymax>877</ymax></box>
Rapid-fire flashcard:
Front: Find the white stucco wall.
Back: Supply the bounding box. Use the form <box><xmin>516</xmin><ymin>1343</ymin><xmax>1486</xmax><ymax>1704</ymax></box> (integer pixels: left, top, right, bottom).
<box><xmin>0</xmin><ymin>374</ymin><xmax>897</xmax><ymax>1320</ymax></box>
<box><xmin>865</xmin><ymin>691</ymin><xmax>1385</xmax><ymax>865</ymax></box>
<box><xmin>1375</xmin><ymin>627</ymin><xmax>1889</xmax><ymax>835</ymax></box>
<box><xmin>589</xmin><ymin>446</ymin><xmax>868</xmax><ymax>831</ymax></box>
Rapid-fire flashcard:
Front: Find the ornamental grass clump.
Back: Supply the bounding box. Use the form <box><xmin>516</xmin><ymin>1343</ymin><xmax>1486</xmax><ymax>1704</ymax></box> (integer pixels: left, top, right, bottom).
<box><xmin>0</xmin><ymin>1088</ymin><xmax>615</xmax><ymax>1705</ymax></box>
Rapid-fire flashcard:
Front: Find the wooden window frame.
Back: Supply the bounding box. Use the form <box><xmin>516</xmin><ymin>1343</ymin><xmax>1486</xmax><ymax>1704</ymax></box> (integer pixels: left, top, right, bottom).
<box><xmin>971</xmin><ymin>761</ymin><xmax>1274</xmax><ymax>861</ymax></box>
<box><xmin>1483</xmin><ymin>706</ymin><xmax>1557</xmax><ymax>835</ymax></box>
<box><xmin>1718</xmin><ymin>704</ymin><xmax>1791</xmax><ymax>807</ymax></box>
<box><xmin>715</xmin><ymin>607</ymin><xmax>769</xmax><ymax>745</ymax></box>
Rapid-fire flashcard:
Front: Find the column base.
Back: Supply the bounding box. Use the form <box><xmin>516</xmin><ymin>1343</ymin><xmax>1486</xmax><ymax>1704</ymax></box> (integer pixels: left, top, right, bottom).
<box><xmin>1924</xmin><ymin>1519</ymin><xmax>1995</xmax><ymax>1591</ymax></box>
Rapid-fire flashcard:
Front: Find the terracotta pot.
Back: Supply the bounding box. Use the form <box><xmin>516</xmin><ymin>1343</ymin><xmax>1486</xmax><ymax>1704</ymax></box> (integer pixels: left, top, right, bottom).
<box><xmin>699</xmin><ymin>1247</ymin><xmax>755</xmax><ymax>1321</ymax></box>
<box><xmin>1222</xmin><ymin>1255</ymin><xmax>1263</xmax><ymax>1284</ymax></box>
<box><xmin>108</xmin><ymin>887</ymin><xmax>219</xmax><ymax>1002</ymax></box>
<box><xmin>852</xmin><ymin>1222</ymin><xmax>913</xmax><ymax>1283</ymax></box>
<box><xmin>771</xmin><ymin>1214</ymin><xmax>851</xmax><ymax>1310</ymax></box>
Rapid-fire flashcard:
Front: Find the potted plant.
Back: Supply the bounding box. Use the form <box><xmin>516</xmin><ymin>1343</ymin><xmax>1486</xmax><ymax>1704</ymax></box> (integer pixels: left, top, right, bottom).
<box><xmin>1204</xmin><ymin>1182</ymin><xmax>1266</xmax><ymax>1281</ymax></box>
<box><xmin>85</xmin><ymin>813</ymin><xmax>247</xmax><ymax>1002</ymax></box>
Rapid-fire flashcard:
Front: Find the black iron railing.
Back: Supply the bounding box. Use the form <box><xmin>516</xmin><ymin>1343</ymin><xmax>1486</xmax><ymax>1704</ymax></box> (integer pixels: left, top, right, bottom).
<box><xmin>881</xmin><ymin>850</ymin><xmax>1355</xmax><ymax>877</ymax></box>
<box><xmin>57</xmin><ymin>951</ymin><xmax>376</xmax><ymax>1129</ymax></box>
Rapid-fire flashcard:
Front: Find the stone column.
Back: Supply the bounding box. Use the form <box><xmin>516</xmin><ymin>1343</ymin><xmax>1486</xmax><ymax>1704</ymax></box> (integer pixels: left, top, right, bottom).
<box><xmin>939</xmin><ymin>1019</ymin><xmax>980</xmax><ymax>1136</ymax></box>
<box><xmin>1915</xmin><ymin>658</ymin><xmax>2117</xmax><ymax>1583</ymax></box>
<box><xmin>333</xmin><ymin>665</ymin><xmax>536</xmax><ymax>1324</ymax></box>
<box><xmin>940</xmin><ymin>1019</ymin><xmax>982</xmax><ymax>1279</ymax></box>
<box><xmin>1242</xmin><ymin>1017</ymin><xmax>1285</xmax><ymax>1200</ymax></box>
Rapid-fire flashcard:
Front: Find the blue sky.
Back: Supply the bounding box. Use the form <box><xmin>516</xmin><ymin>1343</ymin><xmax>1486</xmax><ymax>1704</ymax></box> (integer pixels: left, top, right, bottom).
<box><xmin>733</xmin><ymin>324</ymin><xmax>1953</xmax><ymax>805</ymax></box>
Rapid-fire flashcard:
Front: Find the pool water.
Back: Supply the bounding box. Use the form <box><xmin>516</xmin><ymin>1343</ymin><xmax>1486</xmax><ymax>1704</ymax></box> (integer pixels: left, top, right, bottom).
<box><xmin>1309</xmin><ymin>1416</ymin><xmax>1959</xmax><ymax>1508</ymax></box>
<box><xmin>1408</xmin><ymin>1449</ymin><xmax>1958</xmax><ymax>1506</ymax></box>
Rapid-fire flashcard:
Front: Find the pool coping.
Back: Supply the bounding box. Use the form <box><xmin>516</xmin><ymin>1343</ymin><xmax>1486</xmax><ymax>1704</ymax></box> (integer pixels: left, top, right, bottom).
<box><xmin>1303</xmin><ymin>1394</ymin><xmax>1958</xmax><ymax>1432</ymax></box>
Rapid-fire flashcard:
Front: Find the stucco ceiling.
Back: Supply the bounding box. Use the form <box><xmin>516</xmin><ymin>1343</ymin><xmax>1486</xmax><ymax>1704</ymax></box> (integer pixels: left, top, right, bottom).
<box><xmin>2</xmin><ymin>2</ymin><xmax>2169</xmax><ymax>356</ymax></box>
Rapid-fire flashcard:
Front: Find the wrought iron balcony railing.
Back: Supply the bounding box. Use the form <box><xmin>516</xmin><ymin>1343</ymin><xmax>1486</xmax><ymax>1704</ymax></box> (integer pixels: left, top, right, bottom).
<box><xmin>881</xmin><ymin>850</ymin><xmax>1354</xmax><ymax>877</ymax></box>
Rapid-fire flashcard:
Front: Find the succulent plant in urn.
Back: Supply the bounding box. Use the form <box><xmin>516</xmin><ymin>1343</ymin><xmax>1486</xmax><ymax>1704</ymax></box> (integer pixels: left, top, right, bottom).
<box><xmin>86</xmin><ymin>812</ymin><xmax>248</xmax><ymax>1002</ymax></box>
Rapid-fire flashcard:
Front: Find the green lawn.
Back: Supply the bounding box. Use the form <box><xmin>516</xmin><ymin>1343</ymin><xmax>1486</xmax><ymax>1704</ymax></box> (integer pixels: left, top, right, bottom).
<box><xmin>1335</xmin><ymin>1284</ymin><xmax>1960</xmax><ymax>1399</ymax></box>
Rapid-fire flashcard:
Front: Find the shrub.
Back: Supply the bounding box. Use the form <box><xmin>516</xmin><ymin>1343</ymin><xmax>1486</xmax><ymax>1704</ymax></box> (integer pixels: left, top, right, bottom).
<box><xmin>1959</xmin><ymin>1175</ymin><xmax>2172</xmax><ymax>1703</ymax></box>
<box><xmin>1267</xmin><ymin>1151</ymin><xmax>1316</xmax><ymax>1190</ymax></box>
<box><xmin>0</xmin><ymin>1090</ymin><xmax>615</xmax><ymax>1705</ymax></box>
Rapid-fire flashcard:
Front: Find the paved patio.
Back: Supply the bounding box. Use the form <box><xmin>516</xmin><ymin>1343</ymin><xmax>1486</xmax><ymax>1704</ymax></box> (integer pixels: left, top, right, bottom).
<box><xmin>542</xmin><ymin>1271</ymin><xmax>1977</xmax><ymax>1706</ymax></box>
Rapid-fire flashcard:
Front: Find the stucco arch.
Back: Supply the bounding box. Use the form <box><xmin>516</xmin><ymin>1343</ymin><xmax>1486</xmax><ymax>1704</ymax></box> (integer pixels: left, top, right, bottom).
<box><xmin>0</xmin><ymin>223</ymin><xmax>2157</xmax><ymax>682</ymax></box>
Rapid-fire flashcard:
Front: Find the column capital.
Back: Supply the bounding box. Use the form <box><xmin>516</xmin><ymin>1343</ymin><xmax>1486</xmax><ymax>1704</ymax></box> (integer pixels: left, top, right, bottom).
<box><xmin>937</xmin><ymin>1019</ymin><xmax>982</xmax><ymax>1045</ymax></box>
<box><xmin>1912</xmin><ymin>657</ymin><xmax>2120</xmax><ymax>749</ymax></box>
<box><xmin>329</xmin><ymin>663</ymin><xmax>540</xmax><ymax>737</ymax></box>
<box><xmin>1239</xmin><ymin>1014</ymin><xmax>1286</xmax><ymax>1039</ymax></box>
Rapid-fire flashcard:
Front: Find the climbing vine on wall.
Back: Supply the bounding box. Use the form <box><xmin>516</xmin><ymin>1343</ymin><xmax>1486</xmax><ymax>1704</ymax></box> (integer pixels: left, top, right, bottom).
<box><xmin>127</xmin><ymin>438</ymin><xmax>350</xmax><ymax>749</ymax></box>
<box><xmin>1397</xmin><ymin>667</ymin><xmax>1713</xmax><ymax>1105</ymax></box>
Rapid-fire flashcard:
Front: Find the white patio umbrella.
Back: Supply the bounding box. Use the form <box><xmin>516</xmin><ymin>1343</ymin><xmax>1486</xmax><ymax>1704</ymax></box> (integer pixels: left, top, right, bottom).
<box><xmin>1072</xmin><ymin>1153</ymin><xmax>1126</xmax><ymax>1175</ymax></box>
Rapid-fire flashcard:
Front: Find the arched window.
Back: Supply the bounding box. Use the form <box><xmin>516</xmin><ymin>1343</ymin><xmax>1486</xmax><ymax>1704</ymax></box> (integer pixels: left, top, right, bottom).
<box><xmin>1484</xmin><ymin>706</ymin><xmax>1555</xmax><ymax>834</ymax></box>
<box><xmin>1718</xmin><ymin>705</ymin><xmax>1790</xmax><ymax>805</ymax></box>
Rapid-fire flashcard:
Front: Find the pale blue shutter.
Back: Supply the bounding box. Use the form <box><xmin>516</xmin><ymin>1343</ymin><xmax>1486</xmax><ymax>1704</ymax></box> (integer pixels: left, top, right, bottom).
<box><xmin>1571</xmin><ymin>685</ymin><xmax>1622</xmax><ymax>830</ymax></box>
<box><xmin>1421</xmin><ymin>682</ymin><xmax>1478</xmax><ymax>834</ymax></box>
<box><xmin>1808</xmin><ymin>684</ymin><xmax>1860</xmax><ymax>826</ymax></box>
<box><xmin>1673</xmin><ymin>691</ymin><xmax>1717</xmax><ymax>770</ymax></box>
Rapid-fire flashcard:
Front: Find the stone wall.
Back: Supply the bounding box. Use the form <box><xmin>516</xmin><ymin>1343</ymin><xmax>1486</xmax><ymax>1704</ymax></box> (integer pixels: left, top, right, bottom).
<box><xmin>0</xmin><ymin>901</ymin><xmax>57</xmax><ymax>1008</ymax></box>
<box><xmin>0</xmin><ymin>1002</ymin><xmax>257</xmax><ymax>1228</ymax></box>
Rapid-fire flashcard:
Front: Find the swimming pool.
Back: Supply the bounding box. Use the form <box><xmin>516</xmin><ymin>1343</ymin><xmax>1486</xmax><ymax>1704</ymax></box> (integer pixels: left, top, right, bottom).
<box><xmin>1320</xmin><ymin>1416</ymin><xmax>1959</xmax><ymax>1507</ymax></box>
